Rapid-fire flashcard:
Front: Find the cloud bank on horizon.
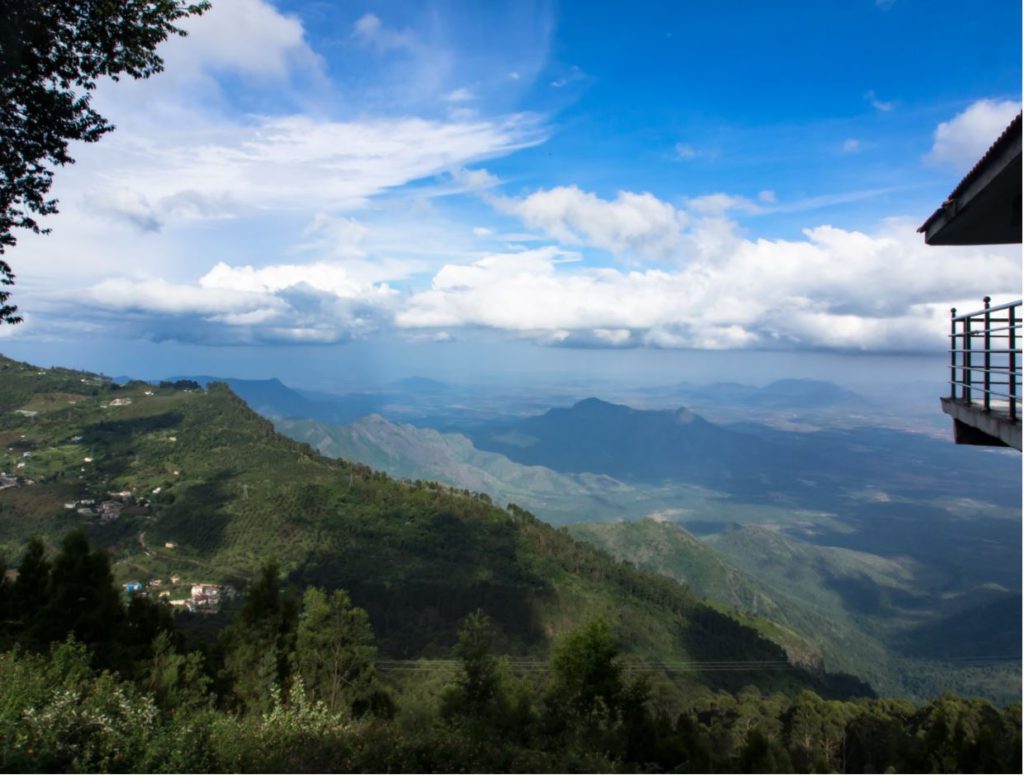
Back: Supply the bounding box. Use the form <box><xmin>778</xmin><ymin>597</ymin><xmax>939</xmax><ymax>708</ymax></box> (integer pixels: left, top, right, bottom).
<box><xmin>2</xmin><ymin>0</ymin><xmax>1021</xmax><ymax>355</ymax></box>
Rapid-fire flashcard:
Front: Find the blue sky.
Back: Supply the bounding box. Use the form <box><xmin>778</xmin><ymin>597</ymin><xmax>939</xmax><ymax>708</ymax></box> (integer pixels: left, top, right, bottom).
<box><xmin>1</xmin><ymin>0</ymin><xmax>1021</xmax><ymax>388</ymax></box>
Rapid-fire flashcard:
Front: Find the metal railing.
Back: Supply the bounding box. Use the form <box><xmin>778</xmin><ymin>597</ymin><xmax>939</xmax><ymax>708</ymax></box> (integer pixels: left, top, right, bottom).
<box><xmin>949</xmin><ymin>297</ymin><xmax>1022</xmax><ymax>422</ymax></box>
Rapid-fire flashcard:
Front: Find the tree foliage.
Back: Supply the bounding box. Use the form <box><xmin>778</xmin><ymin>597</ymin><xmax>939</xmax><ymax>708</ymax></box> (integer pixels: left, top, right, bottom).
<box><xmin>294</xmin><ymin>586</ymin><xmax>387</xmax><ymax>717</ymax></box>
<box><xmin>0</xmin><ymin>531</ymin><xmax>1020</xmax><ymax>773</ymax></box>
<box><xmin>220</xmin><ymin>561</ymin><xmax>297</xmax><ymax>714</ymax></box>
<box><xmin>0</xmin><ymin>0</ymin><xmax>209</xmax><ymax>323</ymax></box>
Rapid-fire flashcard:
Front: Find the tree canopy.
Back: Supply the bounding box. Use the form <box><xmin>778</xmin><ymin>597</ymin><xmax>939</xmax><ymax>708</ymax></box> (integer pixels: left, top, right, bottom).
<box><xmin>0</xmin><ymin>0</ymin><xmax>210</xmax><ymax>323</ymax></box>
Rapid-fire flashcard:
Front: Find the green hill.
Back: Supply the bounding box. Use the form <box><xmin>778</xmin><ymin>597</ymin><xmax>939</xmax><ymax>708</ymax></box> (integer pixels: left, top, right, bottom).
<box><xmin>0</xmin><ymin>354</ymin><xmax>866</xmax><ymax>699</ymax></box>
<box><xmin>706</xmin><ymin>524</ymin><xmax>1021</xmax><ymax>704</ymax></box>
<box><xmin>275</xmin><ymin>414</ymin><xmax>713</xmax><ymax>525</ymax></box>
<box><xmin>571</xmin><ymin>519</ymin><xmax>1021</xmax><ymax>705</ymax></box>
<box><xmin>569</xmin><ymin>520</ymin><xmax>898</xmax><ymax>691</ymax></box>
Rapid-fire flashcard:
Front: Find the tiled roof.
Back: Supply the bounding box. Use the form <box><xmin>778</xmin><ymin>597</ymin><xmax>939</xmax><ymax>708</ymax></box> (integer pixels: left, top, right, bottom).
<box><xmin>918</xmin><ymin>112</ymin><xmax>1022</xmax><ymax>233</ymax></box>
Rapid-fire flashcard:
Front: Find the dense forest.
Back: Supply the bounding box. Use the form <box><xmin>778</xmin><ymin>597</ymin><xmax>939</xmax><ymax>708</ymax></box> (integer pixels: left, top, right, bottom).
<box><xmin>0</xmin><ymin>531</ymin><xmax>1020</xmax><ymax>773</ymax></box>
<box><xmin>0</xmin><ymin>356</ymin><xmax>1021</xmax><ymax>773</ymax></box>
<box><xmin>0</xmin><ymin>354</ymin><xmax>863</xmax><ymax>700</ymax></box>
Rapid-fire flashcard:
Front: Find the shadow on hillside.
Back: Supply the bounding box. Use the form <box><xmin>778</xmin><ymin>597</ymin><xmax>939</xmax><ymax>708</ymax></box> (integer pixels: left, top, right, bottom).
<box><xmin>680</xmin><ymin>604</ymin><xmax>875</xmax><ymax>699</ymax></box>
<box><xmin>80</xmin><ymin>412</ymin><xmax>184</xmax><ymax>479</ymax></box>
<box><xmin>292</xmin><ymin>508</ymin><xmax>549</xmax><ymax>657</ymax></box>
<box><xmin>151</xmin><ymin>469</ymin><xmax>234</xmax><ymax>556</ymax></box>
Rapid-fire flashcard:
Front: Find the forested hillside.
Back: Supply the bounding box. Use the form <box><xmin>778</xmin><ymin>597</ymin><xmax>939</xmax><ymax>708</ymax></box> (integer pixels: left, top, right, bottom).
<box><xmin>2</xmin><ymin>536</ymin><xmax>1018</xmax><ymax>773</ymax></box>
<box><xmin>569</xmin><ymin>519</ymin><xmax>1022</xmax><ymax>705</ymax></box>
<box><xmin>0</xmin><ymin>354</ymin><xmax>852</xmax><ymax>695</ymax></box>
<box><xmin>0</xmin><ymin>354</ymin><xmax>1020</xmax><ymax>772</ymax></box>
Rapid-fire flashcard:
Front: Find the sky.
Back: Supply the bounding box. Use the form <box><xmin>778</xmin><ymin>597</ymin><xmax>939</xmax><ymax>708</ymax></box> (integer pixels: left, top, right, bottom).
<box><xmin>1</xmin><ymin>0</ymin><xmax>1021</xmax><ymax>391</ymax></box>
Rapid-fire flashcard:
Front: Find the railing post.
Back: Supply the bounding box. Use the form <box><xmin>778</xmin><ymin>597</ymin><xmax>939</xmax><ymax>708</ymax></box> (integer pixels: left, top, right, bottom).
<box><xmin>963</xmin><ymin>312</ymin><xmax>972</xmax><ymax>403</ymax></box>
<box><xmin>1010</xmin><ymin>304</ymin><xmax>1018</xmax><ymax>422</ymax></box>
<box><xmin>950</xmin><ymin>307</ymin><xmax>957</xmax><ymax>400</ymax></box>
<box><xmin>983</xmin><ymin>296</ymin><xmax>991</xmax><ymax>411</ymax></box>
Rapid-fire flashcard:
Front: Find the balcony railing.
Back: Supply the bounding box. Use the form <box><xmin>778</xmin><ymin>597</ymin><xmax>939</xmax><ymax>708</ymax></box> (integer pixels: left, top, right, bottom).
<box><xmin>949</xmin><ymin>297</ymin><xmax>1022</xmax><ymax>422</ymax></box>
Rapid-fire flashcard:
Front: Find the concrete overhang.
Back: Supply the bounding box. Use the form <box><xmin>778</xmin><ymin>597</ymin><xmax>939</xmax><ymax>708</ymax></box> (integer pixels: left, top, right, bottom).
<box><xmin>941</xmin><ymin>397</ymin><xmax>1021</xmax><ymax>450</ymax></box>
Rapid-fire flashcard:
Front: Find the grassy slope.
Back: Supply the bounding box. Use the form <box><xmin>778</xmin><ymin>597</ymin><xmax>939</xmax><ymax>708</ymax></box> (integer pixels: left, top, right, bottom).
<box><xmin>0</xmin><ymin>355</ymin><xmax>863</xmax><ymax>699</ymax></box>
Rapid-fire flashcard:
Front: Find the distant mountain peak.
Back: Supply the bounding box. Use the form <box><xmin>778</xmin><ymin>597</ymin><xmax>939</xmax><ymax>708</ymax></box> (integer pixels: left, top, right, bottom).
<box><xmin>674</xmin><ymin>407</ymin><xmax>698</xmax><ymax>424</ymax></box>
<box><xmin>571</xmin><ymin>397</ymin><xmax>620</xmax><ymax>411</ymax></box>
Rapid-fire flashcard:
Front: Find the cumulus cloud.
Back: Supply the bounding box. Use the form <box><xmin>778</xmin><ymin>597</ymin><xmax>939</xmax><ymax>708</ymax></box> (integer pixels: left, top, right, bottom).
<box><xmin>7</xmin><ymin>1</ymin><xmax>1015</xmax><ymax>356</ymax></box>
<box><xmin>198</xmin><ymin>260</ymin><xmax>397</xmax><ymax>298</ymax></box>
<box><xmin>165</xmin><ymin>0</ymin><xmax>318</xmax><ymax>78</ymax></box>
<box><xmin>395</xmin><ymin>219</ymin><xmax>1019</xmax><ymax>351</ymax></box>
<box><xmin>492</xmin><ymin>186</ymin><xmax>687</xmax><ymax>261</ymax></box>
<box><xmin>450</xmin><ymin>167</ymin><xmax>503</xmax><ymax>192</ymax></box>
<box><xmin>927</xmin><ymin>99</ymin><xmax>1022</xmax><ymax>170</ymax></box>
<box><xmin>27</xmin><ymin>205</ymin><xmax>1018</xmax><ymax>352</ymax></box>
<box><xmin>65</xmin><ymin>259</ymin><xmax>401</xmax><ymax>346</ymax></box>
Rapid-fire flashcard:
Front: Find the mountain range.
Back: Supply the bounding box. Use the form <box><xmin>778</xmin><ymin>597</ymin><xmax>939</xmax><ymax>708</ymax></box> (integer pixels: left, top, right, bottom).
<box><xmin>70</xmin><ymin>365</ymin><xmax>1022</xmax><ymax>704</ymax></box>
<box><xmin>672</xmin><ymin>378</ymin><xmax>866</xmax><ymax>409</ymax></box>
<box><xmin>272</xmin><ymin>394</ymin><xmax>1020</xmax><ymax>705</ymax></box>
<box><xmin>0</xmin><ymin>354</ymin><xmax>866</xmax><ymax>699</ymax></box>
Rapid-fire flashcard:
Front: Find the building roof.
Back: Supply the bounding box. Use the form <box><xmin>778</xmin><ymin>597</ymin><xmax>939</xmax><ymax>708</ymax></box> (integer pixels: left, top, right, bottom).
<box><xmin>919</xmin><ymin>113</ymin><xmax>1022</xmax><ymax>245</ymax></box>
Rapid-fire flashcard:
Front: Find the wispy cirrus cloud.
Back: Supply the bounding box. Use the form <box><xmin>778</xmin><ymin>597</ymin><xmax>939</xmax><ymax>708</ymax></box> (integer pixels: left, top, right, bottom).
<box><xmin>76</xmin><ymin>114</ymin><xmax>544</xmax><ymax>232</ymax></box>
<box><xmin>352</xmin><ymin>12</ymin><xmax>418</xmax><ymax>52</ymax></box>
<box><xmin>865</xmin><ymin>90</ymin><xmax>894</xmax><ymax>112</ymax></box>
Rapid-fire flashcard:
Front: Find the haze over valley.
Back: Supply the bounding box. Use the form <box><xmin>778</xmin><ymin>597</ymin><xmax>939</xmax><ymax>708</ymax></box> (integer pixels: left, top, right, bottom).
<box><xmin>172</xmin><ymin>368</ymin><xmax>1021</xmax><ymax>704</ymax></box>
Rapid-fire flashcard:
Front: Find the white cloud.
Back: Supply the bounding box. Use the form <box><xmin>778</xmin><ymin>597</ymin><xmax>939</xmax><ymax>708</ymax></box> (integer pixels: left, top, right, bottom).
<box><xmin>22</xmin><ymin>205</ymin><xmax>1018</xmax><ymax>352</ymax></box>
<box><xmin>82</xmin><ymin>277</ymin><xmax>276</xmax><ymax>317</ymax></box>
<box><xmin>926</xmin><ymin>99</ymin><xmax>1022</xmax><ymax>170</ymax></box>
<box><xmin>199</xmin><ymin>260</ymin><xmax>398</xmax><ymax>299</ymax></box>
<box><xmin>164</xmin><ymin>0</ymin><xmax>317</xmax><ymax>78</ymax></box>
<box><xmin>450</xmin><ymin>167</ymin><xmax>503</xmax><ymax>193</ymax></box>
<box><xmin>686</xmin><ymin>193</ymin><xmax>761</xmax><ymax>216</ymax></box>
<box><xmin>8</xmin><ymin>2</ymin><xmax>1015</xmax><ymax>357</ymax></box>
<box><xmin>492</xmin><ymin>186</ymin><xmax>687</xmax><ymax>261</ymax></box>
<box><xmin>673</xmin><ymin>143</ymin><xmax>699</xmax><ymax>160</ymax></box>
<box><xmin>395</xmin><ymin>218</ymin><xmax>1019</xmax><ymax>351</ymax></box>
<box><xmin>550</xmin><ymin>65</ymin><xmax>585</xmax><ymax>88</ymax></box>
<box><xmin>352</xmin><ymin>12</ymin><xmax>415</xmax><ymax>52</ymax></box>
<box><xmin>52</xmin><ymin>114</ymin><xmax>542</xmax><ymax>236</ymax></box>
<box><xmin>842</xmin><ymin>138</ymin><xmax>861</xmax><ymax>153</ymax></box>
<box><xmin>299</xmin><ymin>214</ymin><xmax>370</xmax><ymax>258</ymax></box>
<box><xmin>62</xmin><ymin>259</ymin><xmax>401</xmax><ymax>346</ymax></box>
<box><xmin>865</xmin><ymin>90</ymin><xmax>894</xmax><ymax>112</ymax></box>
<box><xmin>445</xmin><ymin>88</ymin><xmax>475</xmax><ymax>102</ymax></box>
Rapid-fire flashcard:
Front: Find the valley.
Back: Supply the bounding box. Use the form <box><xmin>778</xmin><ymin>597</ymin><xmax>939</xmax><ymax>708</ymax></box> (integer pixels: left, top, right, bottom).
<box><xmin>259</xmin><ymin>379</ymin><xmax>1020</xmax><ymax>704</ymax></box>
<box><xmin>3</xmin><ymin>355</ymin><xmax>1020</xmax><ymax>705</ymax></box>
